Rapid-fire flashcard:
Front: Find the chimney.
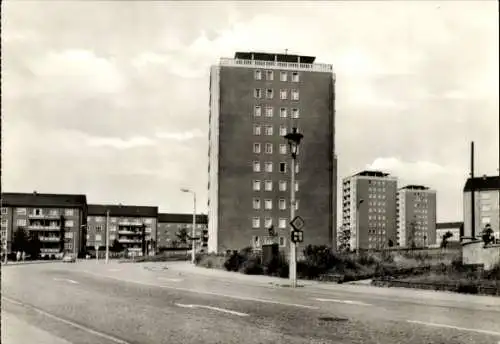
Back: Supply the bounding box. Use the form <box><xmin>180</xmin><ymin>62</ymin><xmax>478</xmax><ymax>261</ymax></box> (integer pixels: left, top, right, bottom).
<box><xmin>470</xmin><ymin>141</ymin><xmax>475</xmax><ymax>178</ymax></box>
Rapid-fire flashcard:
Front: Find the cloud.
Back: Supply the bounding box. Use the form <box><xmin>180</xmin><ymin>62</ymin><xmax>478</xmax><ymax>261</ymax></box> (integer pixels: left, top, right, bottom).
<box><xmin>155</xmin><ymin>129</ymin><xmax>205</xmax><ymax>141</ymax></box>
<box><xmin>86</xmin><ymin>136</ymin><xmax>156</xmax><ymax>149</ymax></box>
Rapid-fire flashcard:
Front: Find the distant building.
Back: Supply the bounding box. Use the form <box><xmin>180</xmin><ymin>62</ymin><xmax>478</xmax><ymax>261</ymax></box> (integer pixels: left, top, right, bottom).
<box><xmin>1</xmin><ymin>192</ymin><xmax>87</xmax><ymax>257</ymax></box>
<box><xmin>342</xmin><ymin>171</ymin><xmax>398</xmax><ymax>251</ymax></box>
<box><xmin>396</xmin><ymin>185</ymin><xmax>437</xmax><ymax>248</ymax></box>
<box><xmin>435</xmin><ymin>222</ymin><xmax>463</xmax><ymax>246</ymax></box>
<box><xmin>208</xmin><ymin>51</ymin><xmax>337</xmax><ymax>253</ymax></box>
<box><xmin>86</xmin><ymin>204</ymin><xmax>158</xmax><ymax>256</ymax></box>
<box><xmin>463</xmin><ymin>175</ymin><xmax>500</xmax><ymax>240</ymax></box>
<box><xmin>157</xmin><ymin>213</ymin><xmax>208</xmax><ymax>250</ymax></box>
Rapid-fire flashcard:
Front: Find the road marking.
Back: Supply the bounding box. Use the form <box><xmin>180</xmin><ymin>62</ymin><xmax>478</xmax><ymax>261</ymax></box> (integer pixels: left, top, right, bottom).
<box><xmin>53</xmin><ymin>278</ymin><xmax>79</xmax><ymax>284</ymax></box>
<box><xmin>407</xmin><ymin>320</ymin><xmax>500</xmax><ymax>337</ymax></box>
<box><xmin>175</xmin><ymin>303</ymin><xmax>249</xmax><ymax>317</ymax></box>
<box><xmin>314</xmin><ymin>298</ymin><xmax>372</xmax><ymax>306</ymax></box>
<box><xmin>2</xmin><ymin>297</ymin><xmax>132</xmax><ymax>344</ymax></box>
<box><xmin>158</xmin><ymin>277</ymin><xmax>183</xmax><ymax>282</ymax></box>
<box><xmin>81</xmin><ymin>271</ymin><xmax>318</xmax><ymax>310</ymax></box>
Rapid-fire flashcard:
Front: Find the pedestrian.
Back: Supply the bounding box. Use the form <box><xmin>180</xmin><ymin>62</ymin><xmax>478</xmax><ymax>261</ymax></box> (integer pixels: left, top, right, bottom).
<box><xmin>16</xmin><ymin>251</ymin><xmax>21</xmax><ymax>262</ymax></box>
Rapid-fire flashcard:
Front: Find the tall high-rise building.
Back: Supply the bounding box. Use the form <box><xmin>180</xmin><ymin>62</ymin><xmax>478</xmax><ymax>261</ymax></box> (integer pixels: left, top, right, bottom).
<box><xmin>342</xmin><ymin>171</ymin><xmax>398</xmax><ymax>251</ymax></box>
<box><xmin>396</xmin><ymin>185</ymin><xmax>437</xmax><ymax>248</ymax></box>
<box><xmin>463</xmin><ymin>175</ymin><xmax>500</xmax><ymax>240</ymax></box>
<box><xmin>207</xmin><ymin>52</ymin><xmax>337</xmax><ymax>253</ymax></box>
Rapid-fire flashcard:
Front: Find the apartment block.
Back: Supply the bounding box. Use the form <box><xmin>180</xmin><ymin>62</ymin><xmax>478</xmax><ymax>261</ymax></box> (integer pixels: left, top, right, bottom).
<box><xmin>208</xmin><ymin>51</ymin><xmax>337</xmax><ymax>253</ymax></box>
<box><xmin>342</xmin><ymin>171</ymin><xmax>398</xmax><ymax>251</ymax></box>
<box><xmin>435</xmin><ymin>222</ymin><xmax>463</xmax><ymax>246</ymax></box>
<box><xmin>463</xmin><ymin>175</ymin><xmax>500</xmax><ymax>240</ymax></box>
<box><xmin>157</xmin><ymin>213</ymin><xmax>208</xmax><ymax>250</ymax></box>
<box><xmin>86</xmin><ymin>204</ymin><xmax>158</xmax><ymax>256</ymax></box>
<box><xmin>1</xmin><ymin>192</ymin><xmax>87</xmax><ymax>257</ymax></box>
<box><xmin>396</xmin><ymin>185</ymin><xmax>437</xmax><ymax>248</ymax></box>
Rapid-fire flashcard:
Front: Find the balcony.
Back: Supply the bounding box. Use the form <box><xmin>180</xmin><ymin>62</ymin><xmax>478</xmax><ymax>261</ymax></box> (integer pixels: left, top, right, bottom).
<box><xmin>118</xmin><ymin>230</ymin><xmax>138</xmax><ymax>235</ymax></box>
<box><xmin>40</xmin><ymin>248</ymin><xmax>60</xmax><ymax>253</ymax></box>
<box><xmin>28</xmin><ymin>224</ymin><xmax>61</xmax><ymax>231</ymax></box>
<box><xmin>28</xmin><ymin>213</ymin><xmax>61</xmax><ymax>219</ymax></box>
<box><xmin>118</xmin><ymin>238</ymin><xmax>141</xmax><ymax>244</ymax></box>
<box><xmin>39</xmin><ymin>236</ymin><xmax>60</xmax><ymax>242</ymax></box>
<box><xmin>220</xmin><ymin>57</ymin><xmax>333</xmax><ymax>73</ymax></box>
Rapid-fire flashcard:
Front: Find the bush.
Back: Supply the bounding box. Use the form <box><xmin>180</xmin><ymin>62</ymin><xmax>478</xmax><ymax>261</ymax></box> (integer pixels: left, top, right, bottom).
<box><xmin>240</xmin><ymin>255</ymin><xmax>263</xmax><ymax>275</ymax></box>
<box><xmin>196</xmin><ymin>253</ymin><xmax>226</xmax><ymax>269</ymax></box>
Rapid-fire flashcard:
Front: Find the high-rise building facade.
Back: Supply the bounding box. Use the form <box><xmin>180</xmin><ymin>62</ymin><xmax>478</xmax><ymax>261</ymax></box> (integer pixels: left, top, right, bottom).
<box><xmin>342</xmin><ymin>171</ymin><xmax>398</xmax><ymax>251</ymax></box>
<box><xmin>208</xmin><ymin>52</ymin><xmax>337</xmax><ymax>253</ymax></box>
<box><xmin>396</xmin><ymin>185</ymin><xmax>437</xmax><ymax>248</ymax></box>
<box><xmin>463</xmin><ymin>175</ymin><xmax>500</xmax><ymax>240</ymax></box>
<box><xmin>1</xmin><ymin>192</ymin><xmax>87</xmax><ymax>257</ymax></box>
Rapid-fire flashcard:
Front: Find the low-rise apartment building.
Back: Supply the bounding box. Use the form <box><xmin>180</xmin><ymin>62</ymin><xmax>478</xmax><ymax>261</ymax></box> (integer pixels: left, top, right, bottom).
<box><xmin>1</xmin><ymin>192</ymin><xmax>87</xmax><ymax>257</ymax></box>
<box><xmin>86</xmin><ymin>204</ymin><xmax>158</xmax><ymax>256</ymax></box>
<box><xmin>157</xmin><ymin>213</ymin><xmax>208</xmax><ymax>250</ymax></box>
<box><xmin>435</xmin><ymin>222</ymin><xmax>463</xmax><ymax>246</ymax></box>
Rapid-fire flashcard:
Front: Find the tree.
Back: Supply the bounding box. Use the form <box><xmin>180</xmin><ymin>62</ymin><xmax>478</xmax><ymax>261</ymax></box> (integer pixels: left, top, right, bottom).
<box><xmin>26</xmin><ymin>232</ymin><xmax>41</xmax><ymax>259</ymax></box>
<box><xmin>388</xmin><ymin>239</ymin><xmax>395</xmax><ymax>247</ymax></box>
<box><xmin>482</xmin><ymin>224</ymin><xmax>495</xmax><ymax>246</ymax></box>
<box><xmin>407</xmin><ymin>219</ymin><xmax>418</xmax><ymax>248</ymax></box>
<box><xmin>12</xmin><ymin>227</ymin><xmax>29</xmax><ymax>253</ymax></box>
<box><xmin>337</xmin><ymin>227</ymin><xmax>351</xmax><ymax>252</ymax></box>
<box><xmin>111</xmin><ymin>238</ymin><xmax>123</xmax><ymax>252</ymax></box>
<box><xmin>176</xmin><ymin>227</ymin><xmax>190</xmax><ymax>246</ymax></box>
<box><xmin>440</xmin><ymin>231</ymin><xmax>453</xmax><ymax>248</ymax></box>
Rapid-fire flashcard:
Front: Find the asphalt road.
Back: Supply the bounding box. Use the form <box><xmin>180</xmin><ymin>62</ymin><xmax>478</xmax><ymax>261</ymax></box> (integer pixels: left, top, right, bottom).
<box><xmin>2</xmin><ymin>261</ymin><xmax>500</xmax><ymax>344</ymax></box>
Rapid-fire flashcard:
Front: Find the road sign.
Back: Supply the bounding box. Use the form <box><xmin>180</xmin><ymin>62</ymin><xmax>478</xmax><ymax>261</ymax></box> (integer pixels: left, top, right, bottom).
<box><xmin>290</xmin><ymin>216</ymin><xmax>305</xmax><ymax>231</ymax></box>
<box><xmin>291</xmin><ymin>230</ymin><xmax>304</xmax><ymax>243</ymax></box>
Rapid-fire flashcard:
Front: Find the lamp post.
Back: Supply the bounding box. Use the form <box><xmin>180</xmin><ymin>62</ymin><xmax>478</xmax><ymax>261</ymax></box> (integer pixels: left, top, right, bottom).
<box><xmin>284</xmin><ymin>127</ymin><xmax>303</xmax><ymax>288</ymax></box>
<box><xmin>356</xmin><ymin>199</ymin><xmax>364</xmax><ymax>255</ymax></box>
<box><xmin>181</xmin><ymin>188</ymin><xmax>197</xmax><ymax>264</ymax></box>
<box><xmin>105</xmin><ymin>210</ymin><xmax>110</xmax><ymax>264</ymax></box>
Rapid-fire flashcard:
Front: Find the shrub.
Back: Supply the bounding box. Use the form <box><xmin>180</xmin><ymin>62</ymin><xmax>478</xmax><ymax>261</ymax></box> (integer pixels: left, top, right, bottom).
<box><xmin>196</xmin><ymin>253</ymin><xmax>226</xmax><ymax>269</ymax></box>
<box><xmin>240</xmin><ymin>255</ymin><xmax>263</xmax><ymax>275</ymax></box>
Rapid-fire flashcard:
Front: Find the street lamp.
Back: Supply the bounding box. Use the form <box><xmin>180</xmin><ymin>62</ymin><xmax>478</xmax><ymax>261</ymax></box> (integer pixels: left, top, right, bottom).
<box><xmin>181</xmin><ymin>188</ymin><xmax>197</xmax><ymax>264</ymax></box>
<box><xmin>284</xmin><ymin>127</ymin><xmax>303</xmax><ymax>288</ymax></box>
<box><xmin>356</xmin><ymin>199</ymin><xmax>364</xmax><ymax>255</ymax></box>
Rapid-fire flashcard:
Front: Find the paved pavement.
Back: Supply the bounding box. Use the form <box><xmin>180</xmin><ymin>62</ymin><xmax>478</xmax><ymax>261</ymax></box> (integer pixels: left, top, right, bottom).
<box><xmin>2</xmin><ymin>260</ymin><xmax>500</xmax><ymax>344</ymax></box>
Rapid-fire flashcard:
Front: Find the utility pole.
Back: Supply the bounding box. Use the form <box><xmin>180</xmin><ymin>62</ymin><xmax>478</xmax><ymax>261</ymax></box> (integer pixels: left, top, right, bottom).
<box><xmin>105</xmin><ymin>210</ymin><xmax>110</xmax><ymax>264</ymax></box>
<box><xmin>181</xmin><ymin>188</ymin><xmax>197</xmax><ymax>264</ymax></box>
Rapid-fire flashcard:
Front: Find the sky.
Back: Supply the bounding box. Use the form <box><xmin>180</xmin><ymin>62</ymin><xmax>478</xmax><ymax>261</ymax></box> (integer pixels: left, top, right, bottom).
<box><xmin>2</xmin><ymin>1</ymin><xmax>499</xmax><ymax>224</ymax></box>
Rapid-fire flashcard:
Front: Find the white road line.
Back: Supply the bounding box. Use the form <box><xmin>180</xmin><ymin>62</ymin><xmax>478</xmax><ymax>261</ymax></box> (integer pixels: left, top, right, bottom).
<box><xmin>81</xmin><ymin>271</ymin><xmax>318</xmax><ymax>310</ymax></box>
<box><xmin>314</xmin><ymin>298</ymin><xmax>372</xmax><ymax>306</ymax></box>
<box><xmin>175</xmin><ymin>303</ymin><xmax>249</xmax><ymax>317</ymax></box>
<box><xmin>53</xmin><ymin>278</ymin><xmax>79</xmax><ymax>284</ymax></box>
<box><xmin>407</xmin><ymin>320</ymin><xmax>500</xmax><ymax>337</ymax></box>
<box><xmin>158</xmin><ymin>277</ymin><xmax>183</xmax><ymax>282</ymax></box>
<box><xmin>2</xmin><ymin>297</ymin><xmax>132</xmax><ymax>344</ymax></box>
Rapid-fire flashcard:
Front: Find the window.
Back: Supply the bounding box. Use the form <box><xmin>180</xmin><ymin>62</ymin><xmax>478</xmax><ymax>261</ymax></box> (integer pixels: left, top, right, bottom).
<box><xmin>264</xmin><ymin>217</ymin><xmax>273</xmax><ymax>228</ymax></box>
<box><xmin>280</xmin><ymin>71</ymin><xmax>288</xmax><ymax>82</ymax></box>
<box><xmin>65</xmin><ymin>232</ymin><xmax>74</xmax><ymax>239</ymax></box>
<box><xmin>265</xmin><ymin>70</ymin><xmax>274</xmax><ymax>80</ymax></box>
<box><xmin>264</xmin><ymin>180</ymin><xmax>273</xmax><ymax>191</ymax></box>
<box><xmin>111</xmin><ymin>217</ymin><xmax>117</xmax><ymax>224</ymax></box>
<box><xmin>482</xmin><ymin>216</ymin><xmax>491</xmax><ymax>224</ymax></box>
<box><xmin>266</xmin><ymin>89</ymin><xmax>274</xmax><ymax>99</ymax></box>
<box><xmin>481</xmin><ymin>205</ymin><xmax>492</xmax><ymax>212</ymax></box>
<box><xmin>279</xmin><ymin>162</ymin><xmax>287</xmax><ymax>173</ymax></box>
<box><xmin>295</xmin><ymin>200</ymin><xmax>299</xmax><ymax>210</ymax></box>
<box><xmin>95</xmin><ymin>225</ymin><xmax>103</xmax><ymax>232</ymax></box>
<box><xmin>279</xmin><ymin>126</ymin><xmax>287</xmax><ymax>136</ymax></box>
<box><xmin>16</xmin><ymin>219</ymin><xmax>27</xmax><ymax>227</ymax></box>
<box><xmin>279</xmin><ymin>199</ymin><xmax>286</xmax><ymax>210</ymax></box>
<box><xmin>16</xmin><ymin>208</ymin><xmax>27</xmax><ymax>215</ymax></box>
<box><xmin>144</xmin><ymin>218</ymin><xmax>153</xmax><ymax>224</ymax></box>
<box><xmin>96</xmin><ymin>217</ymin><xmax>105</xmax><ymax>223</ymax></box>
<box><xmin>65</xmin><ymin>209</ymin><xmax>74</xmax><ymax>217</ymax></box>
<box><xmin>252</xmin><ymin>217</ymin><xmax>261</xmax><ymax>229</ymax></box>
<box><xmin>253</xmin><ymin>161</ymin><xmax>261</xmax><ymax>172</ymax></box>
<box><xmin>254</xmin><ymin>89</ymin><xmax>262</xmax><ymax>99</ymax></box>
<box><xmin>253</xmin><ymin>198</ymin><xmax>261</xmax><ymax>210</ymax></box>
<box><xmin>254</xmin><ymin>105</ymin><xmax>262</xmax><ymax>117</ymax></box>
<box><xmin>279</xmin><ymin>180</ymin><xmax>287</xmax><ymax>191</ymax></box>
<box><xmin>1</xmin><ymin>219</ymin><xmax>7</xmax><ymax>227</ymax></box>
<box><xmin>95</xmin><ymin>234</ymin><xmax>102</xmax><ymax>242</ymax></box>
<box><xmin>49</xmin><ymin>209</ymin><xmax>59</xmax><ymax>216</ymax></box>
<box><xmin>110</xmin><ymin>225</ymin><xmax>117</xmax><ymax>232</ymax></box>
<box><xmin>1</xmin><ymin>208</ymin><xmax>6</xmax><ymax>215</ymax></box>
<box><xmin>480</xmin><ymin>192</ymin><xmax>491</xmax><ymax>199</ymax></box>
<box><xmin>110</xmin><ymin>234</ymin><xmax>116</xmax><ymax>241</ymax></box>
<box><xmin>34</xmin><ymin>208</ymin><xmax>42</xmax><ymax>216</ymax></box>
<box><xmin>278</xmin><ymin>218</ymin><xmax>288</xmax><ymax>229</ymax></box>
<box><xmin>291</xmin><ymin>89</ymin><xmax>300</xmax><ymax>100</ymax></box>
<box><xmin>265</xmin><ymin>143</ymin><xmax>273</xmax><ymax>154</ymax></box>
<box><xmin>265</xmin><ymin>107</ymin><xmax>273</xmax><ymax>117</ymax></box>
<box><xmin>264</xmin><ymin>199</ymin><xmax>273</xmax><ymax>210</ymax></box>
<box><xmin>65</xmin><ymin>220</ymin><xmax>74</xmax><ymax>227</ymax></box>
<box><xmin>254</xmin><ymin>70</ymin><xmax>262</xmax><ymax>80</ymax></box>
<box><xmin>292</xmin><ymin>72</ymin><xmax>300</xmax><ymax>82</ymax></box>
<box><xmin>279</xmin><ymin>236</ymin><xmax>286</xmax><ymax>247</ymax></box>
<box><xmin>291</xmin><ymin>108</ymin><xmax>300</xmax><ymax>118</ymax></box>
<box><xmin>295</xmin><ymin>163</ymin><xmax>300</xmax><ymax>173</ymax></box>
<box><xmin>253</xmin><ymin>125</ymin><xmax>261</xmax><ymax>135</ymax></box>
<box><xmin>280</xmin><ymin>89</ymin><xmax>288</xmax><ymax>100</ymax></box>
<box><xmin>295</xmin><ymin>181</ymin><xmax>299</xmax><ymax>192</ymax></box>
<box><xmin>253</xmin><ymin>180</ymin><xmax>261</xmax><ymax>191</ymax></box>
<box><xmin>265</xmin><ymin>125</ymin><xmax>273</xmax><ymax>135</ymax></box>
<box><xmin>280</xmin><ymin>107</ymin><xmax>287</xmax><ymax>118</ymax></box>
<box><xmin>253</xmin><ymin>143</ymin><xmax>261</xmax><ymax>154</ymax></box>
<box><xmin>265</xmin><ymin>162</ymin><xmax>273</xmax><ymax>172</ymax></box>
<box><xmin>279</xmin><ymin>144</ymin><xmax>287</xmax><ymax>154</ymax></box>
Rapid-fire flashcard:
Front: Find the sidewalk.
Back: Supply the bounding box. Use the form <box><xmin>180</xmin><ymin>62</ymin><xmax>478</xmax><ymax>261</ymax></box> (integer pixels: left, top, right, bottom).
<box><xmin>1</xmin><ymin>260</ymin><xmax>59</xmax><ymax>266</ymax></box>
<box><xmin>1</xmin><ymin>312</ymin><xmax>72</xmax><ymax>344</ymax></box>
